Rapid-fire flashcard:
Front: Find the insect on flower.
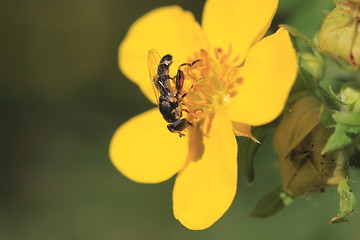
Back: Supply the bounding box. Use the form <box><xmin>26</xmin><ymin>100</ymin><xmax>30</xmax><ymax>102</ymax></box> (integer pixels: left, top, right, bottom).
<box><xmin>148</xmin><ymin>49</ymin><xmax>202</xmax><ymax>137</ymax></box>
<box><xmin>111</xmin><ymin>0</ymin><xmax>298</xmax><ymax>230</ymax></box>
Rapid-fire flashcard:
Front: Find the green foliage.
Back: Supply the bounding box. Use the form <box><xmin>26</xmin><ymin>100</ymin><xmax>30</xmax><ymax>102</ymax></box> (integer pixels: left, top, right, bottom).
<box><xmin>281</xmin><ymin>24</ymin><xmax>358</xmax><ymax>71</ymax></box>
<box><xmin>333</xmin><ymin>112</ymin><xmax>360</xmax><ymax>126</ymax></box>
<box><xmin>333</xmin><ymin>0</ymin><xmax>360</xmax><ymax>3</ymax></box>
<box><xmin>251</xmin><ymin>186</ymin><xmax>293</xmax><ymax>218</ymax></box>
<box><xmin>319</xmin><ymin>105</ymin><xmax>336</xmax><ymax>127</ymax></box>
<box><xmin>238</xmin><ymin>125</ymin><xmax>270</xmax><ymax>183</ymax></box>
<box><xmin>282</xmin><ymin>23</ymin><xmax>360</xmax><ymax>154</ymax></box>
<box><xmin>349</xmin><ymin>145</ymin><xmax>360</xmax><ymax>167</ymax></box>
<box><xmin>257</xmin><ymin>5</ymin><xmax>360</xmax><ymax>223</ymax></box>
<box><xmin>329</xmin><ymin>178</ymin><xmax>356</xmax><ymax>223</ymax></box>
<box><xmin>322</xmin><ymin>123</ymin><xmax>360</xmax><ymax>153</ymax></box>
<box><xmin>299</xmin><ymin>51</ymin><xmax>324</xmax><ymax>80</ymax></box>
<box><xmin>280</xmin><ymin>24</ymin><xmax>319</xmax><ymax>50</ymax></box>
<box><xmin>323</xmin><ymin>81</ymin><xmax>360</xmax><ymax>153</ymax></box>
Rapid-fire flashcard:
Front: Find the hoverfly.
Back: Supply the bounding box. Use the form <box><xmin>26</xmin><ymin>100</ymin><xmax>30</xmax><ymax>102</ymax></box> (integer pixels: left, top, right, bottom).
<box><xmin>147</xmin><ymin>49</ymin><xmax>201</xmax><ymax>137</ymax></box>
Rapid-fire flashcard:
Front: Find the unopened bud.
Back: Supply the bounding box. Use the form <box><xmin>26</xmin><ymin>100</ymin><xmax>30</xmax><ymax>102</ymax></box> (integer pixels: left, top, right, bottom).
<box><xmin>299</xmin><ymin>52</ymin><xmax>324</xmax><ymax>80</ymax></box>
<box><xmin>274</xmin><ymin>96</ymin><xmax>347</xmax><ymax>197</ymax></box>
<box><xmin>318</xmin><ymin>2</ymin><xmax>360</xmax><ymax>66</ymax></box>
<box><xmin>339</xmin><ymin>81</ymin><xmax>360</xmax><ymax>111</ymax></box>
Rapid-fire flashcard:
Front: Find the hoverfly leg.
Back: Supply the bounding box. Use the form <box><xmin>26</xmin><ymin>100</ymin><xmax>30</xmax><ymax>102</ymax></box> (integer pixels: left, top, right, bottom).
<box><xmin>193</xmin><ymin>109</ymin><xmax>203</xmax><ymax>114</ymax></box>
<box><xmin>182</xmin><ymin>108</ymin><xmax>203</xmax><ymax>120</ymax></box>
<box><xmin>175</xmin><ymin>59</ymin><xmax>203</xmax><ymax>94</ymax></box>
<box><xmin>178</xmin><ymin>77</ymin><xmax>203</xmax><ymax>102</ymax></box>
<box><xmin>175</xmin><ymin>70</ymin><xmax>185</xmax><ymax>92</ymax></box>
<box><xmin>167</xmin><ymin>118</ymin><xmax>188</xmax><ymax>134</ymax></box>
<box><xmin>182</xmin><ymin>108</ymin><xmax>203</xmax><ymax>114</ymax></box>
<box><xmin>178</xmin><ymin>59</ymin><xmax>203</xmax><ymax>69</ymax></box>
<box><xmin>168</xmin><ymin>75</ymin><xmax>176</xmax><ymax>86</ymax></box>
<box><xmin>186</xmin><ymin>120</ymin><xmax>193</xmax><ymax>127</ymax></box>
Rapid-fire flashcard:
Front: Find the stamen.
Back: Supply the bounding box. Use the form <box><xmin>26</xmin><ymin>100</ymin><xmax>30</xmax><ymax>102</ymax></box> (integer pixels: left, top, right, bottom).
<box><xmin>180</xmin><ymin>46</ymin><xmax>243</xmax><ymax>134</ymax></box>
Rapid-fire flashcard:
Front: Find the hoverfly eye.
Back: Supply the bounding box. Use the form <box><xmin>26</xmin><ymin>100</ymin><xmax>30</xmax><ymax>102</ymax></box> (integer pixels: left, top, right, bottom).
<box><xmin>161</xmin><ymin>54</ymin><xmax>173</xmax><ymax>64</ymax></box>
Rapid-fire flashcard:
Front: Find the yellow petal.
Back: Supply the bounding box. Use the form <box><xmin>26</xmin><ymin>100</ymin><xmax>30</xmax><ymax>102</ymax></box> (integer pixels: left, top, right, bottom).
<box><xmin>109</xmin><ymin>108</ymin><xmax>188</xmax><ymax>183</ymax></box>
<box><xmin>228</xmin><ymin>28</ymin><xmax>298</xmax><ymax>126</ymax></box>
<box><xmin>119</xmin><ymin>6</ymin><xmax>209</xmax><ymax>104</ymax></box>
<box><xmin>173</xmin><ymin>114</ymin><xmax>237</xmax><ymax>230</ymax></box>
<box><xmin>202</xmin><ymin>0</ymin><xmax>278</xmax><ymax>62</ymax></box>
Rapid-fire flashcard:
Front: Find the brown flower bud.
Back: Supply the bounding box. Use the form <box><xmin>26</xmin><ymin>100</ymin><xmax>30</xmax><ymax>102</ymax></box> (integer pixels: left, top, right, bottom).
<box><xmin>274</xmin><ymin>96</ymin><xmax>347</xmax><ymax>197</ymax></box>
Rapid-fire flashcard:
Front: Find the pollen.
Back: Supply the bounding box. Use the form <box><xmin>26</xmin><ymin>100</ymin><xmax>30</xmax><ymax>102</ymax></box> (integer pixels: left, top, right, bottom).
<box><xmin>180</xmin><ymin>46</ymin><xmax>243</xmax><ymax>129</ymax></box>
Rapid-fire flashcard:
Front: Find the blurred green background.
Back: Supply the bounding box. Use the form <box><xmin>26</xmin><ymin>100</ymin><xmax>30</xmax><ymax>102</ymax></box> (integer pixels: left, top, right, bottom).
<box><xmin>2</xmin><ymin>0</ymin><xmax>360</xmax><ymax>239</ymax></box>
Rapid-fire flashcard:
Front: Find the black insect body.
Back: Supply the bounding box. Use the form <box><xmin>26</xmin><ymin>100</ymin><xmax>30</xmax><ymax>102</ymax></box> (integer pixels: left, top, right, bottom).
<box><xmin>148</xmin><ymin>50</ymin><xmax>200</xmax><ymax>137</ymax></box>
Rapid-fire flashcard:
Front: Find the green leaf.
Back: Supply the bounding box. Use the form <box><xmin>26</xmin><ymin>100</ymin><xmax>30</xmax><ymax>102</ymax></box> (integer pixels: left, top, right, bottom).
<box><xmin>316</xmin><ymin>86</ymin><xmax>341</xmax><ymax>110</ymax></box>
<box><xmin>333</xmin><ymin>112</ymin><xmax>360</xmax><ymax>126</ymax></box>
<box><xmin>299</xmin><ymin>51</ymin><xmax>324</xmax><ymax>80</ymax></box>
<box><xmin>251</xmin><ymin>186</ymin><xmax>294</xmax><ymax>218</ymax></box>
<box><xmin>333</xmin><ymin>0</ymin><xmax>360</xmax><ymax>3</ymax></box>
<box><xmin>323</xmin><ymin>82</ymin><xmax>360</xmax><ymax>153</ymax></box>
<box><xmin>281</xmin><ymin>24</ymin><xmax>357</xmax><ymax>71</ymax></box>
<box><xmin>238</xmin><ymin>125</ymin><xmax>269</xmax><ymax>183</ymax></box>
<box><xmin>319</xmin><ymin>105</ymin><xmax>336</xmax><ymax>127</ymax></box>
<box><xmin>339</xmin><ymin>81</ymin><xmax>360</xmax><ymax>112</ymax></box>
<box><xmin>349</xmin><ymin>145</ymin><xmax>360</xmax><ymax>168</ymax></box>
<box><xmin>280</xmin><ymin>24</ymin><xmax>319</xmax><ymax>50</ymax></box>
<box><xmin>322</xmin><ymin>123</ymin><xmax>360</xmax><ymax>153</ymax></box>
<box><xmin>328</xmin><ymin>86</ymin><xmax>346</xmax><ymax>105</ymax></box>
<box><xmin>329</xmin><ymin>178</ymin><xmax>356</xmax><ymax>224</ymax></box>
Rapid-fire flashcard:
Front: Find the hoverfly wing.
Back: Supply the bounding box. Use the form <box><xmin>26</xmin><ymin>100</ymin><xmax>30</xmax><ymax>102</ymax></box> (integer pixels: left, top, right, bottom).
<box><xmin>147</xmin><ymin>49</ymin><xmax>162</xmax><ymax>104</ymax></box>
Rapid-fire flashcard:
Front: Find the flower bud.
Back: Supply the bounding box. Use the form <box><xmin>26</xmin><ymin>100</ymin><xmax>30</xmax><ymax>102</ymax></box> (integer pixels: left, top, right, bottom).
<box><xmin>318</xmin><ymin>1</ymin><xmax>360</xmax><ymax>67</ymax></box>
<box><xmin>274</xmin><ymin>96</ymin><xmax>347</xmax><ymax>197</ymax></box>
<box><xmin>339</xmin><ymin>81</ymin><xmax>360</xmax><ymax>112</ymax></box>
<box><xmin>299</xmin><ymin>52</ymin><xmax>324</xmax><ymax>80</ymax></box>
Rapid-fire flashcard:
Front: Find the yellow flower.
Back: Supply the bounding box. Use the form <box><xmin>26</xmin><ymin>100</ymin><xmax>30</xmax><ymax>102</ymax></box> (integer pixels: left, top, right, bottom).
<box><xmin>110</xmin><ymin>0</ymin><xmax>297</xmax><ymax>230</ymax></box>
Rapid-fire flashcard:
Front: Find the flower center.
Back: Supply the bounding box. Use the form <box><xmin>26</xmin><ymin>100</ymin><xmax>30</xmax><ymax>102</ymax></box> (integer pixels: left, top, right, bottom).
<box><xmin>180</xmin><ymin>47</ymin><xmax>243</xmax><ymax>132</ymax></box>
